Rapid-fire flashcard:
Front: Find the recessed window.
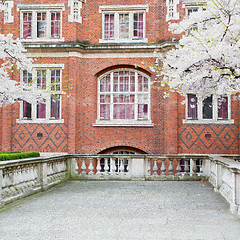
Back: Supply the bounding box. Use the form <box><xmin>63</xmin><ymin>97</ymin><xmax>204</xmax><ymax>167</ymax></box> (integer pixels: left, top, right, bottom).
<box><xmin>18</xmin><ymin>65</ymin><xmax>64</xmax><ymax>123</ymax></box>
<box><xmin>184</xmin><ymin>94</ymin><xmax>233</xmax><ymax>124</ymax></box>
<box><xmin>99</xmin><ymin>5</ymin><xmax>148</xmax><ymax>43</ymax></box>
<box><xmin>94</xmin><ymin>69</ymin><xmax>152</xmax><ymax>126</ymax></box>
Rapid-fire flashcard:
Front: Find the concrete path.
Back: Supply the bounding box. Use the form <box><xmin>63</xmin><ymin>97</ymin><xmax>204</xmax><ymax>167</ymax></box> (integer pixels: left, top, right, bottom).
<box><xmin>0</xmin><ymin>181</ymin><xmax>239</xmax><ymax>240</ymax></box>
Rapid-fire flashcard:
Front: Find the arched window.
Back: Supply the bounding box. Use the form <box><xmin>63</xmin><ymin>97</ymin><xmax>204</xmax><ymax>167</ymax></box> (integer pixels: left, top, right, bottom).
<box><xmin>94</xmin><ymin>69</ymin><xmax>153</xmax><ymax>126</ymax></box>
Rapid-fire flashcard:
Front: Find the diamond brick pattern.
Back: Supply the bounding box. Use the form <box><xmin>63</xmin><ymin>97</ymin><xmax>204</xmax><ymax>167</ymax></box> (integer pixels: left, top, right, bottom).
<box><xmin>12</xmin><ymin>124</ymin><xmax>68</xmax><ymax>152</ymax></box>
<box><xmin>178</xmin><ymin>124</ymin><xmax>239</xmax><ymax>154</ymax></box>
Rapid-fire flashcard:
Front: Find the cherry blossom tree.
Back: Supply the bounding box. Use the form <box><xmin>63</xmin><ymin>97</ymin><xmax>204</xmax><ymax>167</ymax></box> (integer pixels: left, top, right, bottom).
<box><xmin>0</xmin><ymin>2</ymin><xmax>46</xmax><ymax>106</ymax></box>
<box><xmin>155</xmin><ymin>0</ymin><xmax>240</xmax><ymax>101</ymax></box>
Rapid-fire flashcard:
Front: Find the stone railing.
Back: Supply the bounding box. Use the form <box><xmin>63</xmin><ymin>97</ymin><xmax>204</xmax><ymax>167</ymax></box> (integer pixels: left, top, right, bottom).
<box><xmin>1</xmin><ymin>153</ymin><xmax>239</xmax><ymax>215</ymax></box>
<box><xmin>72</xmin><ymin>154</ymin><xmax>208</xmax><ymax>181</ymax></box>
<box><xmin>207</xmin><ymin>155</ymin><xmax>240</xmax><ymax>215</ymax></box>
<box><xmin>0</xmin><ymin>155</ymin><xmax>73</xmax><ymax>207</ymax></box>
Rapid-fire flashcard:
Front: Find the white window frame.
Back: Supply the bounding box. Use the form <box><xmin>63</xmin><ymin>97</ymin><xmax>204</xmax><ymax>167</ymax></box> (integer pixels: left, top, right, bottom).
<box><xmin>4</xmin><ymin>0</ymin><xmax>14</xmax><ymax>23</ymax></box>
<box><xmin>166</xmin><ymin>0</ymin><xmax>179</xmax><ymax>21</ymax></box>
<box><xmin>99</xmin><ymin>5</ymin><xmax>148</xmax><ymax>43</ymax></box>
<box><xmin>93</xmin><ymin>69</ymin><xmax>153</xmax><ymax>127</ymax></box>
<box><xmin>17</xmin><ymin>64</ymin><xmax>65</xmax><ymax>124</ymax></box>
<box><xmin>183</xmin><ymin>94</ymin><xmax>234</xmax><ymax>124</ymax></box>
<box><xmin>17</xmin><ymin>4</ymin><xmax>65</xmax><ymax>42</ymax></box>
<box><xmin>68</xmin><ymin>0</ymin><xmax>86</xmax><ymax>23</ymax></box>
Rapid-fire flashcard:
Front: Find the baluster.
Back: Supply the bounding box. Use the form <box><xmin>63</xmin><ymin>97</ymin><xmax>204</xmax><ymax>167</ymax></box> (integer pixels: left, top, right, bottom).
<box><xmin>119</xmin><ymin>158</ymin><xmax>124</xmax><ymax>174</ymax></box>
<box><xmin>2</xmin><ymin>169</ymin><xmax>6</xmax><ymax>188</ymax></box>
<box><xmin>33</xmin><ymin>164</ymin><xmax>38</xmax><ymax>184</ymax></box>
<box><xmin>17</xmin><ymin>166</ymin><xmax>24</xmax><ymax>185</ymax></box>
<box><xmin>29</xmin><ymin>165</ymin><xmax>36</xmax><ymax>185</ymax></box>
<box><xmin>13</xmin><ymin>167</ymin><xmax>19</xmax><ymax>186</ymax></box>
<box><xmin>153</xmin><ymin>159</ymin><xmax>158</xmax><ymax>175</ymax></box>
<box><xmin>88</xmin><ymin>158</ymin><xmax>94</xmax><ymax>175</ymax></box>
<box><xmin>81</xmin><ymin>158</ymin><xmax>87</xmax><ymax>175</ymax></box>
<box><xmin>168</xmin><ymin>159</ymin><xmax>174</xmax><ymax>175</ymax></box>
<box><xmin>161</xmin><ymin>159</ymin><xmax>166</xmax><ymax>175</ymax></box>
<box><xmin>24</xmin><ymin>165</ymin><xmax>30</xmax><ymax>187</ymax></box>
<box><xmin>4</xmin><ymin>169</ymin><xmax>10</xmax><ymax>188</ymax></box>
<box><xmin>190</xmin><ymin>158</ymin><xmax>197</xmax><ymax>176</ymax></box>
<box><xmin>75</xmin><ymin>158</ymin><xmax>79</xmax><ymax>174</ymax></box>
<box><xmin>175</xmin><ymin>158</ymin><xmax>181</xmax><ymax>176</ymax></box>
<box><xmin>96</xmin><ymin>158</ymin><xmax>101</xmax><ymax>175</ymax></box>
<box><xmin>104</xmin><ymin>158</ymin><xmax>109</xmax><ymax>174</ymax></box>
<box><xmin>21</xmin><ymin>166</ymin><xmax>27</xmax><ymax>183</ymax></box>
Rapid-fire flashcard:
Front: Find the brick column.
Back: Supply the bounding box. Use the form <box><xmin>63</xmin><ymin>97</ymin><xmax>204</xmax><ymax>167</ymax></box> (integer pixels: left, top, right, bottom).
<box><xmin>164</xmin><ymin>92</ymin><xmax>178</xmax><ymax>154</ymax></box>
<box><xmin>2</xmin><ymin>105</ymin><xmax>12</xmax><ymax>151</ymax></box>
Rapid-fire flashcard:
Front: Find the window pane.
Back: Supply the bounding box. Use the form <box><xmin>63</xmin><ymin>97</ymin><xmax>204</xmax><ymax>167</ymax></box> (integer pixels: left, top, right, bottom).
<box><xmin>138</xmin><ymin>74</ymin><xmax>148</xmax><ymax>92</ymax></box>
<box><xmin>100</xmin><ymin>74</ymin><xmax>110</xmax><ymax>92</ymax></box>
<box><xmin>133</xmin><ymin>13</ymin><xmax>143</xmax><ymax>38</ymax></box>
<box><xmin>218</xmin><ymin>97</ymin><xmax>228</xmax><ymax>119</ymax></box>
<box><xmin>37</xmin><ymin>12</ymin><xmax>46</xmax><ymax>38</ymax></box>
<box><xmin>37</xmin><ymin>100</ymin><xmax>46</xmax><ymax>118</ymax></box>
<box><xmin>138</xmin><ymin>94</ymin><xmax>148</xmax><ymax>119</ymax></box>
<box><xmin>23</xmin><ymin>12</ymin><xmax>32</xmax><ymax>38</ymax></box>
<box><xmin>51</xmin><ymin>12</ymin><xmax>61</xmax><ymax>38</ymax></box>
<box><xmin>51</xmin><ymin>69</ymin><xmax>61</xmax><ymax>91</ymax></box>
<box><xmin>23</xmin><ymin>70</ymin><xmax>32</xmax><ymax>85</ymax></box>
<box><xmin>100</xmin><ymin>95</ymin><xmax>110</xmax><ymax>119</ymax></box>
<box><xmin>104</xmin><ymin>14</ymin><xmax>114</xmax><ymax>39</ymax></box>
<box><xmin>37</xmin><ymin>70</ymin><xmax>46</xmax><ymax>89</ymax></box>
<box><xmin>119</xmin><ymin>14</ymin><xmax>129</xmax><ymax>39</ymax></box>
<box><xmin>23</xmin><ymin>101</ymin><xmax>32</xmax><ymax>119</ymax></box>
<box><xmin>187</xmin><ymin>94</ymin><xmax>197</xmax><ymax>119</ymax></box>
<box><xmin>203</xmin><ymin>95</ymin><xmax>213</xmax><ymax>119</ymax></box>
<box><xmin>51</xmin><ymin>95</ymin><xmax>60</xmax><ymax>119</ymax></box>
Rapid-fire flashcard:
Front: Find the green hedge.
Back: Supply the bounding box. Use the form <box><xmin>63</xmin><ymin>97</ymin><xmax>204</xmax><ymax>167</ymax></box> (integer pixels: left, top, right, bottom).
<box><xmin>0</xmin><ymin>152</ymin><xmax>40</xmax><ymax>161</ymax></box>
<box><xmin>0</xmin><ymin>151</ymin><xmax>21</xmax><ymax>154</ymax></box>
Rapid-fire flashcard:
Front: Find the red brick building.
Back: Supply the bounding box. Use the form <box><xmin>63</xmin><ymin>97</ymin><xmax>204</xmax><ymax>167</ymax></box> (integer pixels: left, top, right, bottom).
<box><xmin>0</xmin><ymin>0</ymin><xmax>239</xmax><ymax>155</ymax></box>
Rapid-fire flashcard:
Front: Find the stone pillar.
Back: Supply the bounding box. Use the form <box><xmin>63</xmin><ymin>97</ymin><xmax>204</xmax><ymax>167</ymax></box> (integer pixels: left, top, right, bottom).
<box><xmin>130</xmin><ymin>157</ymin><xmax>145</xmax><ymax>180</ymax></box>
<box><xmin>67</xmin><ymin>157</ymin><xmax>78</xmax><ymax>178</ymax></box>
<box><xmin>40</xmin><ymin>162</ymin><xmax>48</xmax><ymax>191</ymax></box>
<box><xmin>230</xmin><ymin>169</ymin><xmax>240</xmax><ymax>215</ymax></box>
<box><xmin>0</xmin><ymin>168</ymin><xmax>2</xmax><ymax>206</ymax></box>
<box><xmin>215</xmin><ymin>162</ymin><xmax>222</xmax><ymax>191</ymax></box>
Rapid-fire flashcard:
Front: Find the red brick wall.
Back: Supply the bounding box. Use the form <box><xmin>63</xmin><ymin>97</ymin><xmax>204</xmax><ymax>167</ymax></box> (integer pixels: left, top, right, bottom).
<box><xmin>0</xmin><ymin>0</ymin><xmax>239</xmax><ymax>155</ymax></box>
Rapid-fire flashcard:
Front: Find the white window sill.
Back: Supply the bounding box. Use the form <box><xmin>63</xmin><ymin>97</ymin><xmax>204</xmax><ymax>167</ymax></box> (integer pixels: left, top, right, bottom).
<box><xmin>183</xmin><ymin>119</ymin><xmax>234</xmax><ymax>124</ymax></box>
<box><xmin>93</xmin><ymin>120</ymin><xmax>153</xmax><ymax>127</ymax></box>
<box><xmin>99</xmin><ymin>38</ymin><xmax>148</xmax><ymax>44</ymax></box>
<box><xmin>16</xmin><ymin>119</ymin><xmax>64</xmax><ymax>124</ymax></box>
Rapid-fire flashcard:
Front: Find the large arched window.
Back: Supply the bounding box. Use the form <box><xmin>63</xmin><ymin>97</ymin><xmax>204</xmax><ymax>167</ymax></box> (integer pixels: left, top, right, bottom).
<box><xmin>94</xmin><ymin>69</ymin><xmax>153</xmax><ymax>126</ymax></box>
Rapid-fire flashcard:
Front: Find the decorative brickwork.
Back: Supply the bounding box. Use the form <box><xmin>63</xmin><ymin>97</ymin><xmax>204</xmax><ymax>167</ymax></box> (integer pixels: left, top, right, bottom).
<box><xmin>12</xmin><ymin>124</ymin><xmax>68</xmax><ymax>152</ymax></box>
<box><xmin>178</xmin><ymin>124</ymin><xmax>239</xmax><ymax>154</ymax></box>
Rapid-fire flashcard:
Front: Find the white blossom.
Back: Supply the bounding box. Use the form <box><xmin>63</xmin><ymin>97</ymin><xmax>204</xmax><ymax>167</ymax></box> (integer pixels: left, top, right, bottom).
<box><xmin>156</xmin><ymin>0</ymin><xmax>240</xmax><ymax>100</ymax></box>
<box><xmin>0</xmin><ymin>32</ymin><xmax>47</xmax><ymax>106</ymax></box>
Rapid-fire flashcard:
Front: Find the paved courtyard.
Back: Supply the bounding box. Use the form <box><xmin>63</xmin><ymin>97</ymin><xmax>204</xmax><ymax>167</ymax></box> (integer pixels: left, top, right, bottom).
<box><xmin>0</xmin><ymin>181</ymin><xmax>240</xmax><ymax>240</ymax></box>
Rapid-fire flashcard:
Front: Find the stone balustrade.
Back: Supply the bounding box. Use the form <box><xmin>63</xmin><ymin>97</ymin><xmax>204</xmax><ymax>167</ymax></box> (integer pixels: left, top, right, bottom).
<box><xmin>207</xmin><ymin>155</ymin><xmax>240</xmax><ymax>215</ymax></box>
<box><xmin>0</xmin><ymin>156</ymin><xmax>70</xmax><ymax>207</ymax></box>
<box><xmin>73</xmin><ymin>154</ymin><xmax>208</xmax><ymax>181</ymax></box>
<box><xmin>0</xmin><ymin>153</ymin><xmax>239</xmax><ymax>215</ymax></box>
